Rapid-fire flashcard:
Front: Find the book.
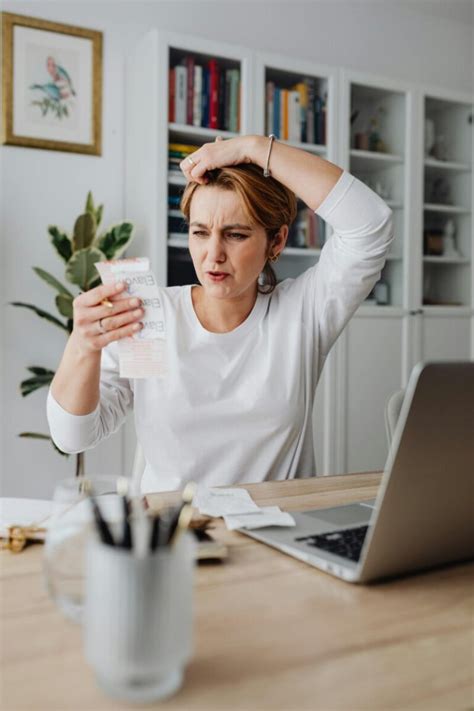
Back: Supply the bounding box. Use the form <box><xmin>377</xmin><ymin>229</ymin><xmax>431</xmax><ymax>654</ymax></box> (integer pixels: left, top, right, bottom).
<box><xmin>288</xmin><ymin>90</ymin><xmax>301</xmax><ymax>142</ymax></box>
<box><xmin>209</xmin><ymin>59</ymin><xmax>219</xmax><ymax>129</ymax></box>
<box><xmin>218</xmin><ymin>67</ymin><xmax>226</xmax><ymax>130</ymax></box>
<box><xmin>168</xmin><ymin>68</ymin><xmax>175</xmax><ymax>123</ymax></box>
<box><xmin>273</xmin><ymin>87</ymin><xmax>281</xmax><ymax>137</ymax></box>
<box><xmin>266</xmin><ymin>81</ymin><xmax>274</xmax><ymax>136</ymax></box>
<box><xmin>174</xmin><ymin>65</ymin><xmax>187</xmax><ymax>125</ymax></box>
<box><xmin>185</xmin><ymin>56</ymin><xmax>195</xmax><ymax>125</ymax></box>
<box><xmin>193</xmin><ymin>64</ymin><xmax>202</xmax><ymax>127</ymax></box>
<box><xmin>201</xmin><ymin>66</ymin><xmax>209</xmax><ymax>127</ymax></box>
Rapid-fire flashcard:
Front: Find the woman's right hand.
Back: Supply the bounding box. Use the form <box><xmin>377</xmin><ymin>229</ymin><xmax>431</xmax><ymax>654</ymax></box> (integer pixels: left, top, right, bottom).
<box><xmin>71</xmin><ymin>281</ymin><xmax>144</xmax><ymax>354</ymax></box>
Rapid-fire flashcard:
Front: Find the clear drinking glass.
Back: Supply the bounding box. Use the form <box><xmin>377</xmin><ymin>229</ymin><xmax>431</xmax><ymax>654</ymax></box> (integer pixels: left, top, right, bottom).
<box><xmin>43</xmin><ymin>475</ymin><xmax>127</xmax><ymax>623</ymax></box>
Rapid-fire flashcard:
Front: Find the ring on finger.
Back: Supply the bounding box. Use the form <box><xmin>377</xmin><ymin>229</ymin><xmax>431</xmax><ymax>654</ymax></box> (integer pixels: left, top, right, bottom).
<box><xmin>187</xmin><ymin>156</ymin><xmax>196</xmax><ymax>166</ymax></box>
<box><xmin>98</xmin><ymin>318</ymin><xmax>106</xmax><ymax>334</ymax></box>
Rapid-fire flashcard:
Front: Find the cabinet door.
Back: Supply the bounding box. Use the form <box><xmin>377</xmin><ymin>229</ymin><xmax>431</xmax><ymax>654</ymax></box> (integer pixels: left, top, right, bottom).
<box><xmin>344</xmin><ymin>316</ymin><xmax>404</xmax><ymax>473</ymax></box>
<box><xmin>421</xmin><ymin>314</ymin><xmax>471</xmax><ymax>361</ymax></box>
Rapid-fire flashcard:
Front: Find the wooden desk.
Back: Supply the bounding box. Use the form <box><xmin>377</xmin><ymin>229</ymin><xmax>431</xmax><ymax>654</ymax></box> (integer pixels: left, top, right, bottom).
<box><xmin>2</xmin><ymin>472</ymin><xmax>473</xmax><ymax>710</ymax></box>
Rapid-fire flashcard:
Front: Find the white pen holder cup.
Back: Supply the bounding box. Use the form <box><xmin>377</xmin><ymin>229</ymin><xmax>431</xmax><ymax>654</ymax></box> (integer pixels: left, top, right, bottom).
<box><xmin>83</xmin><ymin>532</ymin><xmax>195</xmax><ymax>703</ymax></box>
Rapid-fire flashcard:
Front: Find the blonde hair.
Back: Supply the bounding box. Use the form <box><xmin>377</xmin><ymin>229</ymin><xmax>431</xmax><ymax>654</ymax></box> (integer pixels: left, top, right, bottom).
<box><xmin>180</xmin><ymin>163</ymin><xmax>297</xmax><ymax>293</ymax></box>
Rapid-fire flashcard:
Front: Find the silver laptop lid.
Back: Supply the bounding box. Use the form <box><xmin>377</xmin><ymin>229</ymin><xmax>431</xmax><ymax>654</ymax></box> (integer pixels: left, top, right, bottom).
<box><xmin>358</xmin><ymin>361</ymin><xmax>474</xmax><ymax>583</ymax></box>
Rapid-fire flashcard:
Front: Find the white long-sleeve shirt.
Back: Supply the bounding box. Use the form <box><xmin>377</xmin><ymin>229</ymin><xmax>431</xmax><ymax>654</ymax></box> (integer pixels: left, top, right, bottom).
<box><xmin>47</xmin><ymin>170</ymin><xmax>393</xmax><ymax>493</ymax></box>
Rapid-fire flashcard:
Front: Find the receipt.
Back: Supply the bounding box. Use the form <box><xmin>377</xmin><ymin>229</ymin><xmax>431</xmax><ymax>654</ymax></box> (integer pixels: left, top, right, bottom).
<box><xmin>224</xmin><ymin>506</ymin><xmax>296</xmax><ymax>531</ymax></box>
<box><xmin>95</xmin><ymin>258</ymin><xmax>167</xmax><ymax>378</ymax></box>
<box><xmin>194</xmin><ymin>486</ymin><xmax>260</xmax><ymax>517</ymax></box>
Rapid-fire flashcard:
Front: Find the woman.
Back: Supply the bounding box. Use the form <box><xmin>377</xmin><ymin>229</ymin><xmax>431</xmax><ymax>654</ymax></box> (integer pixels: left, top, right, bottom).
<box><xmin>47</xmin><ymin>135</ymin><xmax>393</xmax><ymax>492</ymax></box>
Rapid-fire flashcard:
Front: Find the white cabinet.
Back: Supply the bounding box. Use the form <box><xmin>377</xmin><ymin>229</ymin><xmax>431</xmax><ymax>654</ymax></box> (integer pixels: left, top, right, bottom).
<box><xmin>421</xmin><ymin>312</ymin><xmax>472</xmax><ymax>361</ymax></box>
<box><xmin>339</xmin><ymin>69</ymin><xmax>411</xmax><ymax>310</ymax></box>
<box><xmin>341</xmin><ymin>314</ymin><xmax>404</xmax><ymax>473</ymax></box>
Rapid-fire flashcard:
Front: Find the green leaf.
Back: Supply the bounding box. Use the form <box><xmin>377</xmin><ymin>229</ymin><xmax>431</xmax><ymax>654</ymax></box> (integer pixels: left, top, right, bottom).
<box><xmin>73</xmin><ymin>212</ymin><xmax>96</xmax><ymax>251</ymax></box>
<box><xmin>95</xmin><ymin>204</ymin><xmax>104</xmax><ymax>228</ymax></box>
<box><xmin>48</xmin><ymin>226</ymin><xmax>72</xmax><ymax>262</ymax></box>
<box><xmin>19</xmin><ymin>432</ymin><xmax>51</xmax><ymax>440</ymax></box>
<box><xmin>10</xmin><ymin>302</ymin><xmax>69</xmax><ymax>332</ymax></box>
<box><xmin>85</xmin><ymin>191</ymin><xmax>95</xmax><ymax>215</ymax></box>
<box><xmin>27</xmin><ymin>366</ymin><xmax>55</xmax><ymax>376</ymax></box>
<box><xmin>88</xmin><ymin>275</ymin><xmax>102</xmax><ymax>291</ymax></box>
<box><xmin>20</xmin><ymin>373</ymin><xmax>54</xmax><ymax>397</ymax></box>
<box><xmin>56</xmin><ymin>293</ymin><xmax>73</xmax><ymax>319</ymax></box>
<box><xmin>65</xmin><ymin>247</ymin><xmax>105</xmax><ymax>291</ymax></box>
<box><xmin>18</xmin><ymin>432</ymin><xmax>70</xmax><ymax>457</ymax></box>
<box><xmin>33</xmin><ymin>267</ymin><xmax>74</xmax><ymax>297</ymax></box>
<box><xmin>96</xmin><ymin>222</ymin><xmax>134</xmax><ymax>259</ymax></box>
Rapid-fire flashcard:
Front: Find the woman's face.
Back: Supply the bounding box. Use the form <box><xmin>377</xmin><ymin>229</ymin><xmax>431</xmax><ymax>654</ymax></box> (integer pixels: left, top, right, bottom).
<box><xmin>188</xmin><ymin>186</ymin><xmax>270</xmax><ymax>302</ymax></box>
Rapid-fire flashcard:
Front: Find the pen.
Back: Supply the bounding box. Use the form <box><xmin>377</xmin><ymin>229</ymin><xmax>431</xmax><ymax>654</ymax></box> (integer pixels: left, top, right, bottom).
<box><xmin>120</xmin><ymin>495</ymin><xmax>133</xmax><ymax>549</ymax></box>
<box><xmin>166</xmin><ymin>482</ymin><xmax>196</xmax><ymax>546</ymax></box>
<box><xmin>149</xmin><ymin>514</ymin><xmax>161</xmax><ymax>552</ymax></box>
<box><xmin>167</xmin><ymin>503</ymin><xmax>193</xmax><ymax>547</ymax></box>
<box><xmin>89</xmin><ymin>495</ymin><xmax>115</xmax><ymax>547</ymax></box>
<box><xmin>117</xmin><ymin>476</ymin><xmax>132</xmax><ymax>549</ymax></box>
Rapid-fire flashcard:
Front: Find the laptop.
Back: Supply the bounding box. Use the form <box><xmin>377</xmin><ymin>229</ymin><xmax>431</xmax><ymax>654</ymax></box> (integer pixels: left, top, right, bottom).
<box><xmin>241</xmin><ymin>361</ymin><xmax>474</xmax><ymax>583</ymax></box>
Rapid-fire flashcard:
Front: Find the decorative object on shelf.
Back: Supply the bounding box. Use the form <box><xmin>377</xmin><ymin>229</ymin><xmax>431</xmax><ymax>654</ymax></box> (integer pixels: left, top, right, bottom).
<box><xmin>442</xmin><ymin>219</ymin><xmax>461</xmax><ymax>259</ymax></box>
<box><xmin>431</xmin><ymin>133</ymin><xmax>449</xmax><ymax>161</ymax></box>
<box><xmin>424</xmin><ymin>118</ymin><xmax>436</xmax><ymax>157</ymax></box>
<box><xmin>1</xmin><ymin>12</ymin><xmax>102</xmax><ymax>154</ymax></box>
<box><xmin>374</xmin><ymin>280</ymin><xmax>390</xmax><ymax>305</ymax></box>
<box><xmin>427</xmin><ymin>176</ymin><xmax>452</xmax><ymax>205</ymax></box>
<box><xmin>423</xmin><ymin>229</ymin><xmax>444</xmax><ymax>256</ymax></box>
<box><xmin>354</xmin><ymin>132</ymin><xmax>369</xmax><ymax>150</ymax></box>
<box><xmin>368</xmin><ymin>106</ymin><xmax>388</xmax><ymax>153</ymax></box>
<box><xmin>10</xmin><ymin>193</ymin><xmax>134</xmax><ymax>476</ymax></box>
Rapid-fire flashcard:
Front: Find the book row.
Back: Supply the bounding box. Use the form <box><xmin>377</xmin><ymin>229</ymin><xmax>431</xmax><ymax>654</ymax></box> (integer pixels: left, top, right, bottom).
<box><xmin>288</xmin><ymin>208</ymin><xmax>327</xmax><ymax>249</ymax></box>
<box><xmin>169</xmin><ymin>57</ymin><xmax>241</xmax><ymax>131</ymax></box>
<box><xmin>265</xmin><ymin>80</ymin><xmax>327</xmax><ymax>145</ymax></box>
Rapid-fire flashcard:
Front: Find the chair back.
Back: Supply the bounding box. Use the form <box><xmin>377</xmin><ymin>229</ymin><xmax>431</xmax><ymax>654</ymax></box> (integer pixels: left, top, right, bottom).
<box><xmin>385</xmin><ymin>389</ymin><xmax>405</xmax><ymax>447</ymax></box>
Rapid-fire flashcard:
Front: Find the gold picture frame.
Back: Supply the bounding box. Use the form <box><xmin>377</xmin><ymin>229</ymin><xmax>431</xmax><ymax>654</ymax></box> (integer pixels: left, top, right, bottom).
<box><xmin>1</xmin><ymin>12</ymin><xmax>102</xmax><ymax>155</ymax></box>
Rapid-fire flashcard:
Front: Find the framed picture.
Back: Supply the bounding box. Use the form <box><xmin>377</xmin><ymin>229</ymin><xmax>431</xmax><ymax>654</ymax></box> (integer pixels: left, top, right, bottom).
<box><xmin>1</xmin><ymin>12</ymin><xmax>102</xmax><ymax>155</ymax></box>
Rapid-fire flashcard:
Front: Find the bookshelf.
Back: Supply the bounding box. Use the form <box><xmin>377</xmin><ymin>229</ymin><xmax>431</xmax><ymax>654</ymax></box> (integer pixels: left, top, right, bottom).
<box><xmin>342</xmin><ymin>76</ymin><xmax>409</xmax><ymax>309</ymax></box>
<box><xmin>422</xmin><ymin>95</ymin><xmax>472</xmax><ymax>308</ymax></box>
<box><xmin>253</xmin><ymin>52</ymin><xmax>338</xmax><ymax>285</ymax></box>
<box><xmin>125</xmin><ymin>31</ymin><xmax>253</xmax><ymax>289</ymax></box>
<box><xmin>126</xmin><ymin>31</ymin><xmax>473</xmax><ymax>477</ymax></box>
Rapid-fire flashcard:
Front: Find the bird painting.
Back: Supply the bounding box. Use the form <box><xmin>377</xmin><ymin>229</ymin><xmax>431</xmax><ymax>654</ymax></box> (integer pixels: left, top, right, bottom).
<box><xmin>30</xmin><ymin>56</ymin><xmax>76</xmax><ymax>119</ymax></box>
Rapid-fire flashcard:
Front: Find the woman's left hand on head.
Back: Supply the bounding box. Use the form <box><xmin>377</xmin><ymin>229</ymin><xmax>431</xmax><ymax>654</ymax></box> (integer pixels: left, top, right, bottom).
<box><xmin>179</xmin><ymin>135</ymin><xmax>254</xmax><ymax>184</ymax></box>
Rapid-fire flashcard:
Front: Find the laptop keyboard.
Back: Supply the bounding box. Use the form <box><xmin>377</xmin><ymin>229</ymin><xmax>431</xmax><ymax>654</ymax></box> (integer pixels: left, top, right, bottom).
<box><xmin>295</xmin><ymin>525</ymin><xmax>369</xmax><ymax>562</ymax></box>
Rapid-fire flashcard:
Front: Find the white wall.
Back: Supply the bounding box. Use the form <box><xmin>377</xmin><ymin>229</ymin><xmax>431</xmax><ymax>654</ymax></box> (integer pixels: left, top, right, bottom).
<box><xmin>2</xmin><ymin>0</ymin><xmax>473</xmax><ymax>497</ymax></box>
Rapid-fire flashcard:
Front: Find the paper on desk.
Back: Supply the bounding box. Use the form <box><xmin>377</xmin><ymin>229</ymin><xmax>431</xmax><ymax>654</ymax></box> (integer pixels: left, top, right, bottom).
<box><xmin>224</xmin><ymin>506</ymin><xmax>296</xmax><ymax>531</ymax></box>
<box><xmin>194</xmin><ymin>486</ymin><xmax>260</xmax><ymax>517</ymax></box>
<box><xmin>95</xmin><ymin>258</ymin><xmax>167</xmax><ymax>379</ymax></box>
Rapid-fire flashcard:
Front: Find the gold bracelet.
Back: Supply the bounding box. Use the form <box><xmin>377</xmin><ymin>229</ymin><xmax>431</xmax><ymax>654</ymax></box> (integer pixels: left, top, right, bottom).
<box><xmin>263</xmin><ymin>134</ymin><xmax>276</xmax><ymax>177</ymax></box>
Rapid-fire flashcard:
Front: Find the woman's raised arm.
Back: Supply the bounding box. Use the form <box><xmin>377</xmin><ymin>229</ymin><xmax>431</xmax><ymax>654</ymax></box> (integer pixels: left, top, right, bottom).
<box><xmin>180</xmin><ymin>134</ymin><xmax>343</xmax><ymax>211</ymax></box>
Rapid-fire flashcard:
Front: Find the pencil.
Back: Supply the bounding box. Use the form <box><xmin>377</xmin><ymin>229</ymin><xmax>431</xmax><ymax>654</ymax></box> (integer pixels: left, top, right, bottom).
<box><xmin>168</xmin><ymin>503</ymin><xmax>193</xmax><ymax>547</ymax></box>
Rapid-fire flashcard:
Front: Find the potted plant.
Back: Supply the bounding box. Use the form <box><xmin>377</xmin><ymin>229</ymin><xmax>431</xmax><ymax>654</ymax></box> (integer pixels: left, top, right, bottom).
<box><xmin>11</xmin><ymin>192</ymin><xmax>134</xmax><ymax>476</ymax></box>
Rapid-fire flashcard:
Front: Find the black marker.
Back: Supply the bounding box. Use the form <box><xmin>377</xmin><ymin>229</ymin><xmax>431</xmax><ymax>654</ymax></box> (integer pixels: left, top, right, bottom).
<box><xmin>149</xmin><ymin>514</ymin><xmax>161</xmax><ymax>552</ymax></box>
<box><xmin>120</xmin><ymin>495</ymin><xmax>133</xmax><ymax>549</ymax></box>
<box><xmin>89</xmin><ymin>495</ymin><xmax>115</xmax><ymax>547</ymax></box>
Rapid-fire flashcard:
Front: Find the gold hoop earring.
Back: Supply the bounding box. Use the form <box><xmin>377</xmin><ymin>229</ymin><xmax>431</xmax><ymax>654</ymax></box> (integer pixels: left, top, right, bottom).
<box><xmin>269</xmin><ymin>253</ymin><xmax>279</xmax><ymax>263</ymax></box>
